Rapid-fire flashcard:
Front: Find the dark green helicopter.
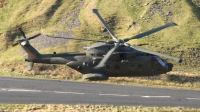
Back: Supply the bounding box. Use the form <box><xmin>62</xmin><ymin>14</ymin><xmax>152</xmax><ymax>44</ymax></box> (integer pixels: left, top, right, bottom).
<box><xmin>12</xmin><ymin>9</ymin><xmax>182</xmax><ymax>81</ymax></box>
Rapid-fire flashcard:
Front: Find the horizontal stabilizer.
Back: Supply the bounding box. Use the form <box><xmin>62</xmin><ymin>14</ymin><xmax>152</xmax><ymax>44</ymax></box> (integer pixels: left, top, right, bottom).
<box><xmin>27</xmin><ymin>62</ymin><xmax>34</xmax><ymax>71</ymax></box>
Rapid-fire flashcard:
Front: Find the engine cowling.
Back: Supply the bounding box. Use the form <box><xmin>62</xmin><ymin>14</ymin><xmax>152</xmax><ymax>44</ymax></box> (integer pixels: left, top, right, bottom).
<box><xmin>84</xmin><ymin>73</ymin><xmax>108</xmax><ymax>81</ymax></box>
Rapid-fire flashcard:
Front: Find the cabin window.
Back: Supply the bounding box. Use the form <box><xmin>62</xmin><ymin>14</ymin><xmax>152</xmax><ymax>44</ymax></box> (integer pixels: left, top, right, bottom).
<box><xmin>130</xmin><ymin>64</ymin><xmax>135</xmax><ymax>70</ymax></box>
<box><xmin>106</xmin><ymin>64</ymin><xmax>111</xmax><ymax>69</ymax></box>
<box><xmin>115</xmin><ymin>65</ymin><xmax>120</xmax><ymax>69</ymax></box>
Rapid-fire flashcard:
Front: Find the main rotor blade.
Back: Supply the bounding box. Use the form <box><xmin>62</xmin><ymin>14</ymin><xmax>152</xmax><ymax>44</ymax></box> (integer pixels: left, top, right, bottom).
<box><xmin>124</xmin><ymin>22</ymin><xmax>177</xmax><ymax>42</ymax></box>
<box><xmin>94</xmin><ymin>42</ymin><xmax>120</xmax><ymax>69</ymax></box>
<box><xmin>133</xmin><ymin>46</ymin><xmax>182</xmax><ymax>63</ymax></box>
<box><xmin>46</xmin><ymin>35</ymin><xmax>107</xmax><ymax>43</ymax></box>
<box><xmin>17</xmin><ymin>27</ymin><xmax>27</xmax><ymax>39</ymax></box>
<box><xmin>93</xmin><ymin>9</ymin><xmax>119</xmax><ymax>42</ymax></box>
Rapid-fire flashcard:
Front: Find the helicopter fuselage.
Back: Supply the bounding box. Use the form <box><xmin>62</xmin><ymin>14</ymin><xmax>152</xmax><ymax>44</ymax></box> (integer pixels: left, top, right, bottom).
<box><xmin>24</xmin><ymin>42</ymin><xmax>173</xmax><ymax>80</ymax></box>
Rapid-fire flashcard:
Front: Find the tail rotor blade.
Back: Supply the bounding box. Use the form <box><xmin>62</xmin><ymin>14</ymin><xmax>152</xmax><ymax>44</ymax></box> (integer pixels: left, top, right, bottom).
<box><xmin>13</xmin><ymin>26</ymin><xmax>41</xmax><ymax>46</ymax></box>
<box><xmin>17</xmin><ymin>27</ymin><xmax>27</xmax><ymax>39</ymax></box>
<box><xmin>28</xmin><ymin>33</ymin><xmax>41</xmax><ymax>40</ymax></box>
<box><xmin>12</xmin><ymin>43</ymin><xmax>19</xmax><ymax>46</ymax></box>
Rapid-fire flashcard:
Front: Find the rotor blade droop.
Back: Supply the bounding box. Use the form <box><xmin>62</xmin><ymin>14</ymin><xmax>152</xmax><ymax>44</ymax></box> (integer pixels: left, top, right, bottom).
<box><xmin>133</xmin><ymin>46</ymin><xmax>182</xmax><ymax>63</ymax></box>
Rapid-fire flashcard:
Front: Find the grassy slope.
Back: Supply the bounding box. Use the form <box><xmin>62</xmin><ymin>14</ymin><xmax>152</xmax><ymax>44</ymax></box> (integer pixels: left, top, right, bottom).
<box><xmin>0</xmin><ymin>0</ymin><xmax>200</xmax><ymax>89</ymax></box>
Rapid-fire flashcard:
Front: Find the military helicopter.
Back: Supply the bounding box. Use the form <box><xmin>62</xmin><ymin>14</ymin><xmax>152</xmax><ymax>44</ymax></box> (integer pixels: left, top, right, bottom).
<box><xmin>12</xmin><ymin>9</ymin><xmax>182</xmax><ymax>81</ymax></box>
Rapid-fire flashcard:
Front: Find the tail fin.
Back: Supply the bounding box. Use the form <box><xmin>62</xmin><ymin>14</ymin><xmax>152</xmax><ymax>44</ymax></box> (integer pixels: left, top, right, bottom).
<box><xmin>14</xmin><ymin>27</ymin><xmax>41</xmax><ymax>71</ymax></box>
<box><xmin>20</xmin><ymin>40</ymin><xmax>40</xmax><ymax>71</ymax></box>
<box><xmin>21</xmin><ymin>41</ymin><xmax>41</xmax><ymax>60</ymax></box>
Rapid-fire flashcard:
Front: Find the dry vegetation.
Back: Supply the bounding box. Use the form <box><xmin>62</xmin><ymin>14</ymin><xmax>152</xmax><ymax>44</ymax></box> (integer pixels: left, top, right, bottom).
<box><xmin>0</xmin><ymin>104</ymin><xmax>199</xmax><ymax>112</ymax></box>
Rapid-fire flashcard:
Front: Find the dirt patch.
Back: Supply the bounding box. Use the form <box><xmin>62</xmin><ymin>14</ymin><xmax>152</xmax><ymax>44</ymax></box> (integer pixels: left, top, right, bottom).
<box><xmin>28</xmin><ymin>1</ymin><xmax>85</xmax><ymax>51</ymax></box>
<box><xmin>0</xmin><ymin>0</ymin><xmax>3</xmax><ymax>7</ymax></box>
<box><xmin>0</xmin><ymin>0</ymin><xmax>6</xmax><ymax>8</ymax></box>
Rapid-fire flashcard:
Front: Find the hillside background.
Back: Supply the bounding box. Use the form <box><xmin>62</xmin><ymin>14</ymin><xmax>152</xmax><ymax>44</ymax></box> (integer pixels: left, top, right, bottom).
<box><xmin>0</xmin><ymin>0</ymin><xmax>200</xmax><ymax>83</ymax></box>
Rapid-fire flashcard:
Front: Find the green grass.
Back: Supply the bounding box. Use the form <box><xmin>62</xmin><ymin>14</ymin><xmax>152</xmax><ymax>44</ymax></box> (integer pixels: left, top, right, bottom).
<box><xmin>1</xmin><ymin>0</ymin><xmax>200</xmax><ymax>57</ymax></box>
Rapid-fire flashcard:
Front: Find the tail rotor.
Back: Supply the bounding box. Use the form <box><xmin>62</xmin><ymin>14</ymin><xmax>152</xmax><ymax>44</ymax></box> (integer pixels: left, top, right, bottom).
<box><xmin>12</xmin><ymin>26</ymin><xmax>41</xmax><ymax>71</ymax></box>
<box><xmin>12</xmin><ymin>27</ymin><xmax>41</xmax><ymax>46</ymax></box>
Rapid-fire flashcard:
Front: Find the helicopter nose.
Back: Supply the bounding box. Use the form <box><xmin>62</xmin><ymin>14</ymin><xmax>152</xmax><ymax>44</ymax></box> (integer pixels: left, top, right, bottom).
<box><xmin>166</xmin><ymin>63</ymin><xmax>173</xmax><ymax>71</ymax></box>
